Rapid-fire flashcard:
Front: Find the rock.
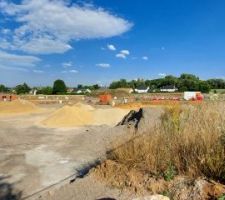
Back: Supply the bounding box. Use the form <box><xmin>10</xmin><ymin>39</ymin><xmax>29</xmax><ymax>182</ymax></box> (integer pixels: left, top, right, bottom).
<box><xmin>132</xmin><ymin>194</ymin><xmax>170</xmax><ymax>200</ymax></box>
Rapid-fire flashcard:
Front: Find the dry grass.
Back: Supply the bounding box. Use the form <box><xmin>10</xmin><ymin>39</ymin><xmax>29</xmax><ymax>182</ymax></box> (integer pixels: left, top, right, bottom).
<box><xmin>103</xmin><ymin>102</ymin><xmax>225</xmax><ymax>184</ymax></box>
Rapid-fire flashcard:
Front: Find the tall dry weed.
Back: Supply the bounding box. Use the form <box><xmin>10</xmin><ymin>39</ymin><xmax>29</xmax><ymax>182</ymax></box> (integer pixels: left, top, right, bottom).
<box><xmin>109</xmin><ymin>102</ymin><xmax>225</xmax><ymax>182</ymax></box>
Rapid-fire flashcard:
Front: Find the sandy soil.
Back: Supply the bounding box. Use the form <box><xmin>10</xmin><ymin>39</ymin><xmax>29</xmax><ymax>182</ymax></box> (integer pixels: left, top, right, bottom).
<box><xmin>0</xmin><ymin>103</ymin><xmax>162</xmax><ymax>199</ymax></box>
<box><xmin>0</xmin><ymin>100</ymin><xmax>43</xmax><ymax>115</ymax></box>
<box><xmin>35</xmin><ymin>173</ymin><xmax>138</xmax><ymax>200</ymax></box>
<box><xmin>41</xmin><ymin>103</ymin><xmax>129</xmax><ymax>128</ymax></box>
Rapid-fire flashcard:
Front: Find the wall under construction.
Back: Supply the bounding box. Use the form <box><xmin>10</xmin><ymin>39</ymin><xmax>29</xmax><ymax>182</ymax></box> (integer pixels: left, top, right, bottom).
<box><xmin>0</xmin><ymin>93</ymin><xmax>17</xmax><ymax>101</ymax></box>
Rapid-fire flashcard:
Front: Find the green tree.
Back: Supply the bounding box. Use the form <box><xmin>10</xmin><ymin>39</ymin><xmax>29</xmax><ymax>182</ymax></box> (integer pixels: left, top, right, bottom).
<box><xmin>91</xmin><ymin>84</ymin><xmax>100</xmax><ymax>90</ymax></box>
<box><xmin>180</xmin><ymin>73</ymin><xmax>199</xmax><ymax>81</ymax></box>
<box><xmin>77</xmin><ymin>84</ymin><xmax>83</xmax><ymax>89</ymax></box>
<box><xmin>178</xmin><ymin>74</ymin><xmax>200</xmax><ymax>91</ymax></box>
<box><xmin>0</xmin><ymin>84</ymin><xmax>8</xmax><ymax>93</ymax></box>
<box><xmin>52</xmin><ymin>79</ymin><xmax>67</xmax><ymax>94</ymax></box>
<box><xmin>109</xmin><ymin>79</ymin><xmax>129</xmax><ymax>89</ymax></box>
<box><xmin>160</xmin><ymin>75</ymin><xmax>178</xmax><ymax>87</ymax></box>
<box><xmin>198</xmin><ymin>81</ymin><xmax>211</xmax><ymax>93</ymax></box>
<box><xmin>207</xmin><ymin>79</ymin><xmax>225</xmax><ymax>89</ymax></box>
<box><xmin>133</xmin><ymin>78</ymin><xmax>146</xmax><ymax>88</ymax></box>
<box><xmin>15</xmin><ymin>83</ymin><xmax>31</xmax><ymax>94</ymax></box>
<box><xmin>37</xmin><ymin>86</ymin><xmax>53</xmax><ymax>95</ymax></box>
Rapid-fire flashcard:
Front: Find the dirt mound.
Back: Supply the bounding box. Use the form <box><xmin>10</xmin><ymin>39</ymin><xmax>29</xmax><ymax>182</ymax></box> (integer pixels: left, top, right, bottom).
<box><xmin>73</xmin><ymin>102</ymin><xmax>95</xmax><ymax>111</ymax></box>
<box><xmin>0</xmin><ymin>100</ymin><xmax>41</xmax><ymax>115</ymax></box>
<box><xmin>42</xmin><ymin>103</ymin><xmax>129</xmax><ymax>128</ymax></box>
<box><xmin>42</xmin><ymin>104</ymin><xmax>94</xmax><ymax>127</ymax></box>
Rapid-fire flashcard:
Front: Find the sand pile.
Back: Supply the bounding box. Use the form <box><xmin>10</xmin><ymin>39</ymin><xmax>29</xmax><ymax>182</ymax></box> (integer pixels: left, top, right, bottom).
<box><xmin>42</xmin><ymin>104</ymin><xmax>94</xmax><ymax>127</ymax></box>
<box><xmin>42</xmin><ymin>103</ymin><xmax>129</xmax><ymax>128</ymax></box>
<box><xmin>0</xmin><ymin>100</ymin><xmax>41</xmax><ymax>115</ymax></box>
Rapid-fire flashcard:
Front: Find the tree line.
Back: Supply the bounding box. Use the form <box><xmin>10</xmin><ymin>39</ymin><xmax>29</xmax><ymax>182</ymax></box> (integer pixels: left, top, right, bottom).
<box><xmin>0</xmin><ymin>80</ymin><xmax>100</xmax><ymax>95</ymax></box>
<box><xmin>109</xmin><ymin>74</ymin><xmax>225</xmax><ymax>93</ymax></box>
<box><xmin>0</xmin><ymin>74</ymin><xmax>224</xmax><ymax>94</ymax></box>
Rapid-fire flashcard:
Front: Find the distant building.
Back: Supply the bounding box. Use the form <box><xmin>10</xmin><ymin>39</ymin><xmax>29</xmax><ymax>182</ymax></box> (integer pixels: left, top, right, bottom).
<box><xmin>29</xmin><ymin>89</ymin><xmax>37</xmax><ymax>95</ymax></box>
<box><xmin>134</xmin><ymin>86</ymin><xmax>149</xmax><ymax>94</ymax></box>
<box><xmin>76</xmin><ymin>88</ymin><xmax>92</xmax><ymax>94</ymax></box>
<box><xmin>160</xmin><ymin>85</ymin><xmax>178</xmax><ymax>93</ymax></box>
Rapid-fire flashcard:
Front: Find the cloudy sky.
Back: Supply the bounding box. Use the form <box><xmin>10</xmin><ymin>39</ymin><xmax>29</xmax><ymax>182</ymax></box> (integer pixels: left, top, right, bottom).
<box><xmin>0</xmin><ymin>0</ymin><xmax>225</xmax><ymax>86</ymax></box>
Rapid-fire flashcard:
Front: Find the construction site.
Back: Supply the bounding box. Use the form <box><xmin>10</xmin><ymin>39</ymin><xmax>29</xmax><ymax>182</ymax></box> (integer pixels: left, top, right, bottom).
<box><xmin>1</xmin><ymin>0</ymin><xmax>225</xmax><ymax>199</ymax></box>
<box><xmin>0</xmin><ymin>94</ymin><xmax>157</xmax><ymax>199</ymax></box>
<box><xmin>0</xmin><ymin>91</ymin><xmax>225</xmax><ymax>200</ymax></box>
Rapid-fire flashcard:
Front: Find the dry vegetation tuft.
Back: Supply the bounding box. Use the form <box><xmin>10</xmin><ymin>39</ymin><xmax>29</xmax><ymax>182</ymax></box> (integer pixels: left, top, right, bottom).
<box><xmin>95</xmin><ymin>102</ymin><xmax>225</xmax><ymax>194</ymax></box>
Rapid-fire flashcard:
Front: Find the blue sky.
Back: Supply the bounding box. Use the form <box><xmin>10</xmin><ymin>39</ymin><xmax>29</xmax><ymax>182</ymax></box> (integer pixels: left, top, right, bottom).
<box><xmin>0</xmin><ymin>0</ymin><xmax>225</xmax><ymax>87</ymax></box>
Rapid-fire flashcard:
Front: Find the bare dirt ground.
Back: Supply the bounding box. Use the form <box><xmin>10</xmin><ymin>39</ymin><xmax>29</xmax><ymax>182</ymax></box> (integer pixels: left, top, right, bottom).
<box><xmin>0</xmin><ymin>104</ymin><xmax>162</xmax><ymax>200</ymax></box>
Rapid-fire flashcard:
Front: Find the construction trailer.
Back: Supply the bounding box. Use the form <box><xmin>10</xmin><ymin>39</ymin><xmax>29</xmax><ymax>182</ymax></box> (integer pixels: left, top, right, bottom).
<box><xmin>0</xmin><ymin>93</ymin><xmax>17</xmax><ymax>101</ymax></box>
<box><xmin>184</xmin><ymin>91</ymin><xmax>204</xmax><ymax>101</ymax></box>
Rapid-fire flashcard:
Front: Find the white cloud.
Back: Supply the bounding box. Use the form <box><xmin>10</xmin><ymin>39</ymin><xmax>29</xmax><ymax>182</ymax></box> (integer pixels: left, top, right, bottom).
<box><xmin>142</xmin><ymin>56</ymin><xmax>148</xmax><ymax>60</ymax></box>
<box><xmin>20</xmin><ymin>38</ymin><xmax>72</xmax><ymax>54</ymax></box>
<box><xmin>0</xmin><ymin>0</ymin><xmax>132</xmax><ymax>54</ymax></box>
<box><xmin>96</xmin><ymin>63</ymin><xmax>110</xmax><ymax>68</ymax></box>
<box><xmin>120</xmin><ymin>50</ymin><xmax>130</xmax><ymax>55</ymax></box>
<box><xmin>116</xmin><ymin>49</ymin><xmax>130</xmax><ymax>59</ymax></box>
<box><xmin>158</xmin><ymin>73</ymin><xmax>166</xmax><ymax>77</ymax></box>
<box><xmin>61</xmin><ymin>69</ymin><xmax>78</xmax><ymax>73</ymax></box>
<box><xmin>0</xmin><ymin>50</ymin><xmax>41</xmax><ymax>67</ymax></box>
<box><xmin>62</xmin><ymin>62</ymin><xmax>73</xmax><ymax>68</ymax></box>
<box><xmin>1</xmin><ymin>28</ymin><xmax>11</xmax><ymax>34</ymax></box>
<box><xmin>0</xmin><ymin>64</ymin><xmax>29</xmax><ymax>72</ymax></box>
<box><xmin>107</xmin><ymin>44</ymin><xmax>116</xmax><ymax>51</ymax></box>
<box><xmin>116</xmin><ymin>53</ymin><xmax>126</xmax><ymax>59</ymax></box>
<box><xmin>33</xmin><ymin>69</ymin><xmax>44</xmax><ymax>73</ymax></box>
<box><xmin>69</xmin><ymin>69</ymin><xmax>78</xmax><ymax>73</ymax></box>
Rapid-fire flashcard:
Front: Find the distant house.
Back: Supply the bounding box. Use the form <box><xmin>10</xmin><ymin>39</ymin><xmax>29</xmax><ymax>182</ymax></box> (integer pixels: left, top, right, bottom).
<box><xmin>76</xmin><ymin>88</ymin><xmax>92</xmax><ymax>94</ymax></box>
<box><xmin>160</xmin><ymin>85</ymin><xmax>178</xmax><ymax>93</ymax></box>
<box><xmin>134</xmin><ymin>86</ymin><xmax>149</xmax><ymax>94</ymax></box>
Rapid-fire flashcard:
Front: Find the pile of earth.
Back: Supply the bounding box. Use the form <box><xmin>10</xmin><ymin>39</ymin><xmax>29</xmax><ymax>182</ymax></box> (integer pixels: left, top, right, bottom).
<box><xmin>41</xmin><ymin>103</ymin><xmax>129</xmax><ymax>128</ymax></box>
<box><xmin>0</xmin><ymin>100</ymin><xmax>41</xmax><ymax>115</ymax></box>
